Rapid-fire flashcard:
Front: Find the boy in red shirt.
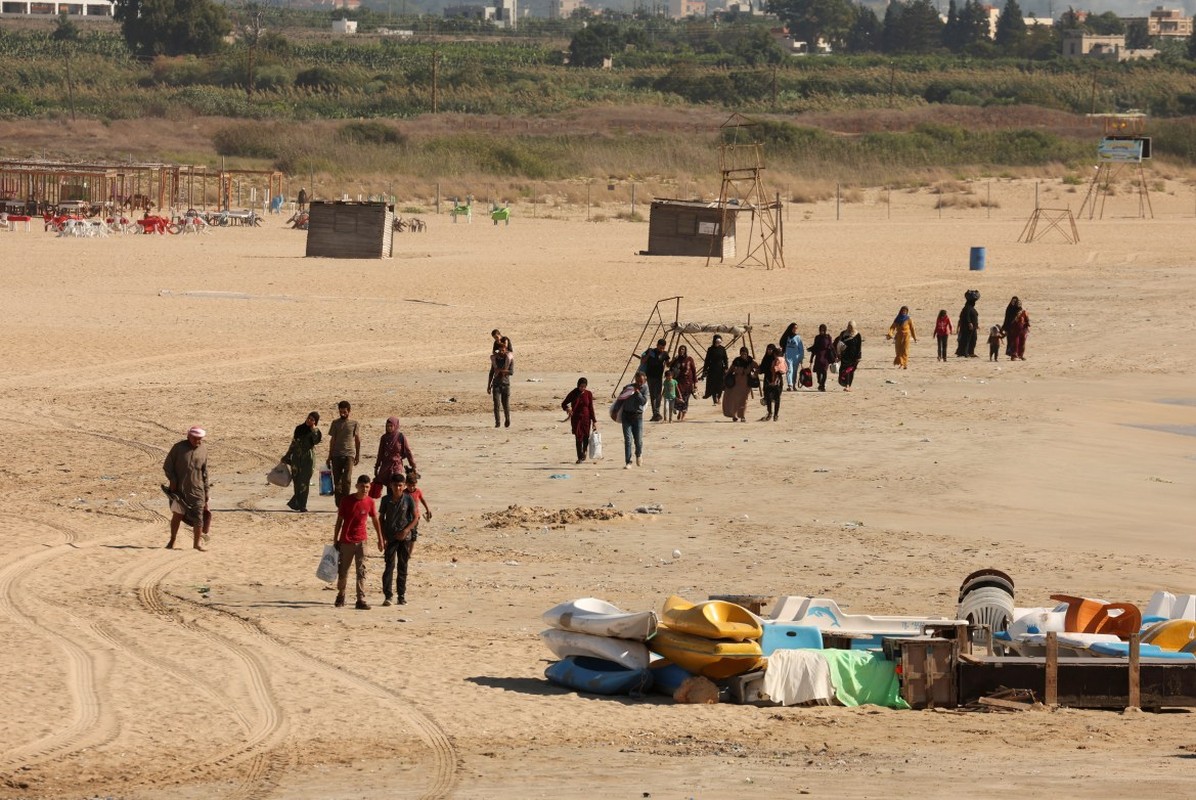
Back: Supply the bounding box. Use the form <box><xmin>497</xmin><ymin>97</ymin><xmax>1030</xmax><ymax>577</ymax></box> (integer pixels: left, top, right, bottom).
<box><xmin>332</xmin><ymin>474</ymin><xmax>383</xmax><ymax>609</ymax></box>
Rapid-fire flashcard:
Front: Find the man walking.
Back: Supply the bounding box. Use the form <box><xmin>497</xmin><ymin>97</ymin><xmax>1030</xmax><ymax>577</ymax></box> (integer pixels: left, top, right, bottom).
<box><xmin>639</xmin><ymin>338</ymin><xmax>670</xmax><ymax>422</ymax></box>
<box><xmin>332</xmin><ymin>474</ymin><xmax>382</xmax><ymax>610</ymax></box>
<box><xmin>326</xmin><ymin>400</ymin><xmax>360</xmax><ymax>506</ymax></box>
<box><xmin>488</xmin><ymin>337</ymin><xmax>514</xmax><ymax>428</ymax></box>
<box><xmin>379</xmin><ymin>473</ymin><xmax>418</xmax><ymax>606</ymax></box>
<box><xmin>620</xmin><ymin>371</ymin><xmax>650</xmax><ymax>469</ymax></box>
<box><xmin>163</xmin><ymin>425</ymin><xmax>209</xmax><ymax>551</ymax></box>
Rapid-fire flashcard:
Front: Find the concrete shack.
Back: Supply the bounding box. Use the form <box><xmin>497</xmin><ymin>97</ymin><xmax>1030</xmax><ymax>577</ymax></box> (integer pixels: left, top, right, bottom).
<box><xmin>305</xmin><ymin>200</ymin><xmax>394</xmax><ymax>259</ymax></box>
<box><xmin>644</xmin><ymin>199</ymin><xmax>737</xmax><ymax>259</ymax></box>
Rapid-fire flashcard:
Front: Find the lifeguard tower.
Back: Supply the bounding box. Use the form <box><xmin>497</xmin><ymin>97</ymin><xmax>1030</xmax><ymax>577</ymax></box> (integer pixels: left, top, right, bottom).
<box><xmin>1078</xmin><ymin>113</ymin><xmax>1153</xmax><ymax>220</ymax></box>
<box><xmin>707</xmin><ymin>114</ymin><xmax>785</xmax><ymax>270</ymax></box>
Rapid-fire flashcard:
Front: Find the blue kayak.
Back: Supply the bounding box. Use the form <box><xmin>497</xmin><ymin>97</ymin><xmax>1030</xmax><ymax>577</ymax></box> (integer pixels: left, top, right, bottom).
<box><xmin>545</xmin><ymin>656</ymin><xmax>653</xmax><ymax>696</ymax></box>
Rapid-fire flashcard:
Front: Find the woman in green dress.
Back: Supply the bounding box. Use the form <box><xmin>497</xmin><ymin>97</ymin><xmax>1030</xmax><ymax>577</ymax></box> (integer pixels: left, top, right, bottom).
<box><xmin>284</xmin><ymin>412</ymin><xmax>322</xmax><ymax>512</ymax></box>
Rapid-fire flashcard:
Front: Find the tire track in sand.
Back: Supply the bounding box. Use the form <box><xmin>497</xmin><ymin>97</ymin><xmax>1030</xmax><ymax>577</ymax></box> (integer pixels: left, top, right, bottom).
<box><xmin>0</xmin><ymin>516</ymin><xmax>118</xmax><ymax>777</ymax></box>
<box><xmin>165</xmin><ymin>592</ymin><xmax>460</xmax><ymax>799</ymax></box>
<box><xmin>132</xmin><ymin>553</ymin><xmax>291</xmax><ymax>800</ymax></box>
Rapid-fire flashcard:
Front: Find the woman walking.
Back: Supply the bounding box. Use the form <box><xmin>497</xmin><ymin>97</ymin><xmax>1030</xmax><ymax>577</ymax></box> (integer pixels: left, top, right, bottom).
<box><xmin>780</xmin><ymin>322</ymin><xmax>805</xmax><ymax>391</ymax></box>
<box><xmin>374</xmin><ymin>416</ymin><xmax>416</xmax><ymax>487</ymax></box>
<box><xmin>759</xmin><ymin>343</ymin><xmax>785</xmax><ymax>421</ymax></box>
<box><xmin>809</xmin><ymin>324</ymin><xmax>836</xmax><ymax>392</ymax></box>
<box><xmin>561</xmin><ymin>377</ymin><xmax>597</xmax><ymax>463</ymax></box>
<box><xmin>670</xmin><ymin>345</ymin><xmax>698</xmax><ymax>421</ymax></box>
<box><xmin>1006</xmin><ymin>306</ymin><xmax>1030</xmax><ymax>360</ymax></box>
<box><xmin>933</xmin><ymin>310</ymin><xmax>953</xmax><ymax>362</ymax></box>
<box><xmin>700</xmin><ymin>335</ymin><xmax>728</xmax><ymax>405</ymax></box>
<box><xmin>836</xmin><ymin>321</ymin><xmax>863</xmax><ymax>392</ymax></box>
<box><xmin>886</xmin><ymin>306</ymin><xmax>917</xmax><ymax>369</ymax></box>
<box><xmin>284</xmin><ymin>412</ymin><xmax>321</xmax><ymax>512</ymax></box>
<box><xmin>955</xmin><ymin>289</ymin><xmax>980</xmax><ymax>358</ymax></box>
<box><xmin>1001</xmin><ymin>296</ymin><xmax>1023</xmax><ymax>357</ymax></box>
<box><xmin>722</xmin><ymin>346</ymin><xmax>757</xmax><ymax>422</ymax></box>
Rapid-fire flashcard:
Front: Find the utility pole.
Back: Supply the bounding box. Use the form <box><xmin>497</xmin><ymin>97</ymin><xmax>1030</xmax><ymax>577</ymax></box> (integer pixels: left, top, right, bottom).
<box><xmin>431</xmin><ymin>47</ymin><xmax>439</xmax><ymax>114</ymax></box>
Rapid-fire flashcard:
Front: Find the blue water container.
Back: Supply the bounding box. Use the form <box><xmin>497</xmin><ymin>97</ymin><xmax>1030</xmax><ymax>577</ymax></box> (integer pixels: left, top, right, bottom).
<box><xmin>969</xmin><ymin>246</ymin><xmax>986</xmax><ymax>271</ymax></box>
<box><xmin>319</xmin><ymin>470</ymin><xmax>334</xmax><ymax>496</ymax></box>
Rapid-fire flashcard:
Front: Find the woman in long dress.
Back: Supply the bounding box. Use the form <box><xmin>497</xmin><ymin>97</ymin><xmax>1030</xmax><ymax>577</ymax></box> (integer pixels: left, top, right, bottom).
<box><xmin>721</xmin><ymin>346</ymin><xmax>757</xmax><ymax>422</ymax></box>
<box><xmin>809</xmin><ymin>324</ymin><xmax>836</xmax><ymax>392</ymax></box>
<box><xmin>1001</xmin><ymin>296</ymin><xmax>1022</xmax><ymax>357</ymax></box>
<box><xmin>886</xmin><ymin>306</ymin><xmax>917</xmax><ymax>369</ymax></box>
<box><xmin>779</xmin><ymin>322</ymin><xmax>805</xmax><ymax>391</ymax></box>
<box><xmin>1006</xmin><ymin>307</ymin><xmax>1030</xmax><ymax>360</ymax></box>
<box><xmin>374</xmin><ymin>416</ymin><xmax>416</xmax><ymax>486</ymax></box>
<box><xmin>759</xmin><ymin>343</ymin><xmax>786</xmax><ymax>421</ymax></box>
<box><xmin>284</xmin><ymin>412</ymin><xmax>321</xmax><ymax>512</ymax></box>
<box><xmin>700</xmin><ymin>334</ymin><xmax>728</xmax><ymax>404</ymax></box>
<box><xmin>670</xmin><ymin>345</ymin><xmax>697</xmax><ymax>421</ymax></box>
<box><xmin>561</xmin><ymin>377</ymin><xmax>596</xmax><ymax>463</ymax></box>
<box><xmin>836</xmin><ymin>321</ymin><xmax>863</xmax><ymax>392</ymax></box>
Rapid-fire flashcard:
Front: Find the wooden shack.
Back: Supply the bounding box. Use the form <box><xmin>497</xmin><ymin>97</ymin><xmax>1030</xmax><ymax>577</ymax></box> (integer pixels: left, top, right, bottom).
<box><xmin>305</xmin><ymin>200</ymin><xmax>394</xmax><ymax>259</ymax></box>
<box><xmin>643</xmin><ymin>199</ymin><xmax>737</xmax><ymax>259</ymax></box>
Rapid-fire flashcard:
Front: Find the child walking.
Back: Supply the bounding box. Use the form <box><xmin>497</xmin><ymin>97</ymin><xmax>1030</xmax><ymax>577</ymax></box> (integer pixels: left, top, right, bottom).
<box><xmin>987</xmin><ymin>325</ymin><xmax>1004</xmax><ymax>361</ymax></box>
<box><xmin>662</xmin><ymin>369</ymin><xmax>678</xmax><ymax>422</ymax></box>
<box><xmin>933</xmin><ymin>309</ymin><xmax>954</xmax><ymax>362</ymax></box>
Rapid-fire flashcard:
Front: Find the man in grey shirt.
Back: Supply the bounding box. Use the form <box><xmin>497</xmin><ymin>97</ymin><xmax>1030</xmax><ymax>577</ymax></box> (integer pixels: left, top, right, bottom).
<box><xmin>326</xmin><ymin>400</ymin><xmax>361</xmax><ymax>506</ymax></box>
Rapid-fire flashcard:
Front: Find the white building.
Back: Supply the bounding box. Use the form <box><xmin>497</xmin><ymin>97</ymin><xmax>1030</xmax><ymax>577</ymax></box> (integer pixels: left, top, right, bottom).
<box><xmin>0</xmin><ymin>0</ymin><xmax>114</xmax><ymax>16</ymax></box>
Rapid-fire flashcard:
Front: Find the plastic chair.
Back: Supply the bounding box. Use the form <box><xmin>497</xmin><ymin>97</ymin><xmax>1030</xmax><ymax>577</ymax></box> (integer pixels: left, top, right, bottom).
<box><xmin>1088</xmin><ymin>603</ymin><xmax>1142</xmax><ymax>639</ymax></box>
<box><xmin>1050</xmin><ymin>594</ymin><xmax>1105</xmax><ymax>633</ymax></box>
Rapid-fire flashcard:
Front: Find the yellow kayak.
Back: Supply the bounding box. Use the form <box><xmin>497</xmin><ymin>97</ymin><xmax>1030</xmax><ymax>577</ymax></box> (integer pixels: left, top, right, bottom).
<box><xmin>1142</xmin><ymin>619</ymin><xmax>1196</xmax><ymax>651</ymax></box>
<box><xmin>648</xmin><ymin>627</ymin><xmax>765</xmax><ymax>679</ymax></box>
<box><xmin>660</xmin><ymin>595</ymin><xmax>762</xmax><ymax>642</ymax></box>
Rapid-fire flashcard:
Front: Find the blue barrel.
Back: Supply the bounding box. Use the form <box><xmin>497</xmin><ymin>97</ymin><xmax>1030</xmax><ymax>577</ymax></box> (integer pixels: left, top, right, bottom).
<box><xmin>969</xmin><ymin>247</ymin><xmax>986</xmax><ymax>271</ymax></box>
<box><xmin>319</xmin><ymin>470</ymin><xmax>334</xmax><ymax>496</ymax></box>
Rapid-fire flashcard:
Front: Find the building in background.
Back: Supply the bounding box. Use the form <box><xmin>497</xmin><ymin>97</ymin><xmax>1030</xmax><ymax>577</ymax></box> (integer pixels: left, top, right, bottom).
<box><xmin>1122</xmin><ymin>6</ymin><xmax>1192</xmax><ymax>38</ymax></box>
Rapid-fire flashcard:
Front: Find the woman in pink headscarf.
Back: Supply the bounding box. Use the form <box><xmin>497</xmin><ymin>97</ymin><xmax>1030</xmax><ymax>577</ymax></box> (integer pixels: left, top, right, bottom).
<box><xmin>374</xmin><ymin>416</ymin><xmax>416</xmax><ymax>486</ymax></box>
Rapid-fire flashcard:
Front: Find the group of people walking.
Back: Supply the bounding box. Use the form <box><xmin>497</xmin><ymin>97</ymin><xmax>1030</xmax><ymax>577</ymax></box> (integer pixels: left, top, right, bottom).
<box><xmin>271</xmin><ymin>400</ymin><xmax>432</xmax><ymax>611</ymax></box>
<box><xmin>931</xmin><ymin>292</ymin><xmax>1031</xmax><ymax>362</ymax></box>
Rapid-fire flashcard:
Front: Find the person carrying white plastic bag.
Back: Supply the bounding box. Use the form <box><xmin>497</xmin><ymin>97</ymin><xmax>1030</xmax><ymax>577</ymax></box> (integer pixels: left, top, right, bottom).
<box><xmin>266</xmin><ymin>461</ymin><xmax>292</xmax><ymax>487</ymax></box>
<box><xmin>588</xmin><ymin>430</ymin><xmax>603</xmax><ymax>461</ymax></box>
<box><xmin>561</xmin><ymin>376</ymin><xmax>598</xmax><ymax>464</ymax></box>
<box><xmin>316</xmin><ymin>544</ymin><xmax>339</xmax><ymax>583</ymax></box>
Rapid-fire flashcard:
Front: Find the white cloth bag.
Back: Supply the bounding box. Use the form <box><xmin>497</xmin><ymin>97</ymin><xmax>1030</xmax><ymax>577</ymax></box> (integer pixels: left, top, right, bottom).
<box><xmin>588</xmin><ymin>430</ymin><xmax>603</xmax><ymax>460</ymax></box>
<box><xmin>316</xmin><ymin>544</ymin><xmax>339</xmax><ymax>583</ymax></box>
<box><xmin>267</xmin><ymin>461</ymin><xmax>292</xmax><ymax>487</ymax></box>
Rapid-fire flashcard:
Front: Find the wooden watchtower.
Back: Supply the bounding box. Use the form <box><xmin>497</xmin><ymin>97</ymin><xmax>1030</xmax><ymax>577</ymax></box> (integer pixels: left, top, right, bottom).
<box><xmin>707</xmin><ymin>113</ymin><xmax>785</xmax><ymax>270</ymax></box>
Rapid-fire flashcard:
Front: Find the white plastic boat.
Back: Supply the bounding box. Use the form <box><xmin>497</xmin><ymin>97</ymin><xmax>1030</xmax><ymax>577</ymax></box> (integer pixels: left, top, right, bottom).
<box><xmin>540</xmin><ymin>628</ymin><xmax>651</xmax><ymax>671</ymax></box>
<box><xmin>542</xmin><ymin>598</ymin><xmax>658</xmax><ymax>642</ymax></box>
<box><xmin>768</xmin><ymin>596</ymin><xmax>957</xmax><ymax>635</ymax></box>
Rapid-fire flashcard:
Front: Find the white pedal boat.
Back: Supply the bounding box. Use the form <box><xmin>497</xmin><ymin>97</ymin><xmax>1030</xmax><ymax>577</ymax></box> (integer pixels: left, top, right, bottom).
<box><xmin>542</xmin><ymin>597</ymin><xmax>658</xmax><ymax>642</ymax></box>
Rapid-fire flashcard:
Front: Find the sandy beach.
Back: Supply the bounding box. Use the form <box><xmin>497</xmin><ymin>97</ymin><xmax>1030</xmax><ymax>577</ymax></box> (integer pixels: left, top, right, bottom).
<box><xmin>1</xmin><ymin>178</ymin><xmax>1195</xmax><ymax>799</ymax></box>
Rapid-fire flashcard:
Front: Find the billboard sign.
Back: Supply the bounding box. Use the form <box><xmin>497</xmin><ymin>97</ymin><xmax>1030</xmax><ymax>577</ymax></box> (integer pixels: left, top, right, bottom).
<box><xmin>1097</xmin><ymin>137</ymin><xmax>1144</xmax><ymax>163</ymax></box>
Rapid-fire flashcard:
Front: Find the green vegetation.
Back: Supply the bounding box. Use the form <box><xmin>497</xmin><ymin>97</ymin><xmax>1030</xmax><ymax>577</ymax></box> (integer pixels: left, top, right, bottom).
<box><xmin>3</xmin><ymin>16</ymin><xmax>1196</xmax><ymax>185</ymax></box>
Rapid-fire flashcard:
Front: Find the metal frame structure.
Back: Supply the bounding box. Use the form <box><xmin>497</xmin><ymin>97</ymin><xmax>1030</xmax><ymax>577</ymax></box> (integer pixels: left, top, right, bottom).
<box><xmin>613</xmin><ymin>296</ymin><xmax>755</xmax><ymax>398</ymax></box>
<box><xmin>707</xmin><ymin>113</ymin><xmax>785</xmax><ymax>270</ymax></box>
<box><xmin>1019</xmin><ymin>207</ymin><xmax>1080</xmax><ymax>244</ymax></box>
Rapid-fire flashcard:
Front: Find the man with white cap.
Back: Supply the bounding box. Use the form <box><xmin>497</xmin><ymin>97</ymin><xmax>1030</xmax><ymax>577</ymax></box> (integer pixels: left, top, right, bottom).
<box><xmin>163</xmin><ymin>425</ymin><xmax>210</xmax><ymax>551</ymax></box>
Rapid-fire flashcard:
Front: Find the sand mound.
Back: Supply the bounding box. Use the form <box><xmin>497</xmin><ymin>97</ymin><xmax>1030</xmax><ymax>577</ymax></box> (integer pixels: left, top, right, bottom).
<box><xmin>481</xmin><ymin>504</ymin><xmax>627</xmax><ymax>528</ymax></box>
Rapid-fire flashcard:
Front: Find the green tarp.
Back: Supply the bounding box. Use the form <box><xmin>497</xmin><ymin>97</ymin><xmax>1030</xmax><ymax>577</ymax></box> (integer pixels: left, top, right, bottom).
<box><xmin>821</xmin><ymin>650</ymin><xmax>910</xmax><ymax>710</ymax></box>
